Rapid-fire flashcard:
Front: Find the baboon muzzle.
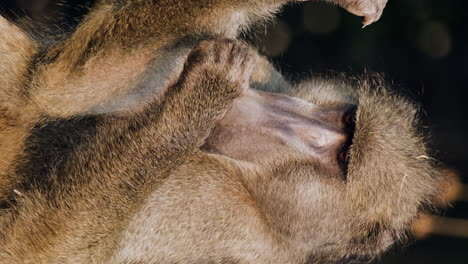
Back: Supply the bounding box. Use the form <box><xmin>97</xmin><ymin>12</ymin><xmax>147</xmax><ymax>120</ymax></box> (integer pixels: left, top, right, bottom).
<box><xmin>203</xmin><ymin>88</ymin><xmax>357</xmax><ymax>176</ymax></box>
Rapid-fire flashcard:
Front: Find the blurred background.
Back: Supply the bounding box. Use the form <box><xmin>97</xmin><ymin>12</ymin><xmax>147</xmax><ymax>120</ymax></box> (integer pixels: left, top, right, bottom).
<box><xmin>1</xmin><ymin>0</ymin><xmax>467</xmax><ymax>263</ymax></box>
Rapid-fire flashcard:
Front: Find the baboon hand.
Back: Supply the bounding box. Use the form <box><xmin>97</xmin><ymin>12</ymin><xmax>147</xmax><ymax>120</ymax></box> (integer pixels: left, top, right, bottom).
<box><xmin>336</xmin><ymin>0</ymin><xmax>388</xmax><ymax>26</ymax></box>
<box><xmin>183</xmin><ymin>39</ymin><xmax>255</xmax><ymax>95</ymax></box>
<box><xmin>161</xmin><ymin>39</ymin><xmax>255</xmax><ymax>144</ymax></box>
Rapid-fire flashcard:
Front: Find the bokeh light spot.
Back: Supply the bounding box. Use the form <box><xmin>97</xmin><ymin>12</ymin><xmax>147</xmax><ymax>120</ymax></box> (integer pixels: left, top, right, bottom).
<box><xmin>418</xmin><ymin>21</ymin><xmax>452</xmax><ymax>59</ymax></box>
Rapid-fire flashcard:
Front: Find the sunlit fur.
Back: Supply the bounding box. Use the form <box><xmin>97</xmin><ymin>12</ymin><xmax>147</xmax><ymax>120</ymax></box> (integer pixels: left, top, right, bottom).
<box><xmin>108</xmin><ymin>75</ymin><xmax>442</xmax><ymax>263</ymax></box>
<box><xmin>0</xmin><ymin>0</ymin><xmax>440</xmax><ymax>263</ymax></box>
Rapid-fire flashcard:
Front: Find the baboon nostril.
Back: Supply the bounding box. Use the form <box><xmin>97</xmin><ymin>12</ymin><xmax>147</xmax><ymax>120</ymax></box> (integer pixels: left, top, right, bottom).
<box><xmin>343</xmin><ymin>107</ymin><xmax>357</xmax><ymax>129</ymax></box>
<box><xmin>338</xmin><ymin>148</ymin><xmax>349</xmax><ymax>165</ymax></box>
<box><xmin>344</xmin><ymin>113</ymin><xmax>354</xmax><ymax>126</ymax></box>
<box><xmin>337</xmin><ymin>146</ymin><xmax>351</xmax><ymax>178</ymax></box>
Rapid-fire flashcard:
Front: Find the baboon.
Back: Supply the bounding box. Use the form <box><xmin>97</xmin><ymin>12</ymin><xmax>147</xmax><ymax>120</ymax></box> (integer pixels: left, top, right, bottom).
<box><xmin>0</xmin><ymin>0</ymin><xmax>387</xmax><ymax>191</ymax></box>
<box><xmin>0</xmin><ymin>0</ymin><xmax>443</xmax><ymax>263</ymax></box>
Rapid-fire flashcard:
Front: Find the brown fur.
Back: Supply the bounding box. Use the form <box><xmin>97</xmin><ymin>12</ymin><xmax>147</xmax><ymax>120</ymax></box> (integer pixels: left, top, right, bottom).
<box><xmin>0</xmin><ymin>0</ymin><xmax>388</xmax><ymax>190</ymax></box>
<box><xmin>0</xmin><ymin>38</ymin><xmax>254</xmax><ymax>263</ymax></box>
<box><xmin>0</xmin><ymin>0</ymin><xmax>439</xmax><ymax>263</ymax></box>
<box><xmin>0</xmin><ymin>16</ymin><xmax>38</xmax><ymax>201</ymax></box>
<box><xmin>108</xmin><ymin>74</ymin><xmax>441</xmax><ymax>263</ymax></box>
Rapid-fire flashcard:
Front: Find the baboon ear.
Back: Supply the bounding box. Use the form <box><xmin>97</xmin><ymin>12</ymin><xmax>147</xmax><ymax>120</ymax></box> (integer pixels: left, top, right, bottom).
<box><xmin>0</xmin><ymin>16</ymin><xmax>37</xmax><ymax>113</ymax></box>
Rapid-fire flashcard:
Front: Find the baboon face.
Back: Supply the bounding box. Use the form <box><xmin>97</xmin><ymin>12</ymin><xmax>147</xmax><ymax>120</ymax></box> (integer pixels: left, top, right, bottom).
<box><xmin>203</xmin><ymin>78</ymin><xmax>438</xmax><ymax>259</ymax></box>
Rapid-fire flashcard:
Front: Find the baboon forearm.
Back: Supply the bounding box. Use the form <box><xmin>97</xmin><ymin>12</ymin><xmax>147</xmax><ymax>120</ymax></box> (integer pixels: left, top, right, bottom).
<box><xmin>0</xmin><ymin>39</ymin><xmax>253</xmax><ymax>262</ymax></box>
<box><xmin>40</xmin><ymin>0</ymin><xmax>279</xmax><ymax>75</ymax></box>
<box><xmin>28</xmin><ymin>0</ymin><xmax>386</xmax><ymax>118</ymax></box>
<box><xmin>71</xmin><ymin>39</ymin><xmax>253</xmax><ymax>197</ymax></box>
<box><xmin>0</xmin><ymin>76</ymin><xmax>240</xmax><ymax>263</ymax></box>
<box><xmin>28</xmin><ymin>0</ymin><xmax>287</xmax><ymax>118</ymax></box>
<box><xmin>0</xmin><ymin>17</ymin><xmax>39</xmax><ymax>198</ymax></box>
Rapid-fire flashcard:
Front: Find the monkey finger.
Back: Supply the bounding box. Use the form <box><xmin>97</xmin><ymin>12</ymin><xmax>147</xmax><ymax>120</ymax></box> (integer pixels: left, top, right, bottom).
<box><xmin>227</xmin><ymin>42</ymin><xmax>255</xmax><ymax>87</ymax></box>
<box><xmin>339</xmin><ymin>0</ymin><xmax>387</xmax><ymax>27</ymax></box>
<box><xmin>362</xmin><ymin>12</ymin><xmax>383</xmax><ymax>27</ymax></box>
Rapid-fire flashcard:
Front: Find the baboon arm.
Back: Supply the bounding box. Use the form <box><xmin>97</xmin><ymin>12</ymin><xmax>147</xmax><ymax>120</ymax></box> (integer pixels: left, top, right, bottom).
<box><xmin>27</xmin><ymin>0</ymin><xmax>288</xmax><ymax>118</ymax></box>
<box><xmin>0</xmin><ymin>17</ymin><xmax>38</xmax><ymax>199</ymax></box>
<box><xmin>0</xmin><ymin>39</ymin><xmax>254</xmax><ymax>263</ymax></box>
<box><xmin>25</xmin><ymin>0</ymin><xmax>387</xmax><ymax>118</ymax></box>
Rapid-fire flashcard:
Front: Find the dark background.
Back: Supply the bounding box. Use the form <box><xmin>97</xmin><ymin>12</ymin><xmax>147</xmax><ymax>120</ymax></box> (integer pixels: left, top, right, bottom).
<box><xmin>1</xmin><ymin>0</ymin><xmax>467</xmax><ymax>263</ymax></box>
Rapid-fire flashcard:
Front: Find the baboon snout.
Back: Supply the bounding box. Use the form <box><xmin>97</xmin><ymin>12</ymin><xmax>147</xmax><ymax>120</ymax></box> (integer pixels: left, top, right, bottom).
<box><xmin>203</xmin><ymin>88</ymin><xmax>357</xmax><ymax>174</ymax></box>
